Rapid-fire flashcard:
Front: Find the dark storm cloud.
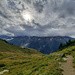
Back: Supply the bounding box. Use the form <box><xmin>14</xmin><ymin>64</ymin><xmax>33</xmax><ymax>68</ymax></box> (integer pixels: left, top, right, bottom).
<box><xmin>0</xmin><ymin>0</ymin><xmax>75</xmax><ymax>37</ymax></box>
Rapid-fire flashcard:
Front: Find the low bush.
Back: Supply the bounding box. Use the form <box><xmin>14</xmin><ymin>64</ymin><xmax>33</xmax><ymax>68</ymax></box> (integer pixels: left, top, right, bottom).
<box><xmin>0</xmin><ymin>63</ymin><xmax>5</xmax><ymax>67</ymax></box>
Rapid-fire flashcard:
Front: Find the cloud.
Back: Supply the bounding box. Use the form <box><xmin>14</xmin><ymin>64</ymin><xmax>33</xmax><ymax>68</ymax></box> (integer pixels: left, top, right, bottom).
<box><xmin>0</xmin><ymin>0</ymin><xmax>75</xmax><ymax>37</ymax></box>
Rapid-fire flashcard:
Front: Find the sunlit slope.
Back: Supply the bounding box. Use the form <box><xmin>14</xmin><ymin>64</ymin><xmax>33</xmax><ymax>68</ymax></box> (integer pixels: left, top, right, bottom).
<box><xmin>1</xmin><ymin>39</ymin><xmax>75</xmax><ymax>75</ymax></box>
<box><xmin>58</xmin><ymin>39</ymin><xmax>75</xmax><ymax>54</ymax></box>
<box><xmin>0</xmin><ymin>39</ymin><xmax>42</xmax><ymax>54</ymax></box>
<box><xmin>0</xmin><ymin>39</ymin><xmax>62</xmax><ymax>75</ymax></box>
<box><xmin>56</xmin><ymin>39</ymin><xmax>75</xmax><ymax>72</ymax></box>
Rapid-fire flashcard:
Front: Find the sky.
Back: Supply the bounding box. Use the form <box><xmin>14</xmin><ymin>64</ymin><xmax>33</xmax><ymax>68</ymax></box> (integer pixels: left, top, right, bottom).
<box><xmin>0</xmin><ymin>0</ymin><xmax>75</xmax><ymax>37</ymax></box>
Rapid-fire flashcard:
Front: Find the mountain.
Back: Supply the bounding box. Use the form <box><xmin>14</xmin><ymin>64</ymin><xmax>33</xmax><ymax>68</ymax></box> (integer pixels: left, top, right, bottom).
<box><xmin>0</xmin><ymin>39</ymin><xmax>42</xmax><ymax>54</ymax></box>
<box><xmin>0</xmin><ymin>35</ymin><xmax>12</xmax><ymax>41</ymax></box>
<box><xmin>0</xmin><ymin>38</ymin><xmax>62</xmax><ymax>75</ymax></box>
<box><xmin>7</xmin><ymin>36</ymin><xmax>74</xmax><ymax>54</ymax></box>
<box><xmin>0</xmin><ymin>38</ymin><xmax>75</xmax><ymax>75</ymax></box>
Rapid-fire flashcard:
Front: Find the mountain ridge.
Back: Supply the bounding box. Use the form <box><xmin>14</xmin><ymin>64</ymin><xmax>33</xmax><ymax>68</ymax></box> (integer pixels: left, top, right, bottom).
<box><xmin>5</xmin><ymin>36</ymin><xmax>74</xmax><ymax>54</ymax></box>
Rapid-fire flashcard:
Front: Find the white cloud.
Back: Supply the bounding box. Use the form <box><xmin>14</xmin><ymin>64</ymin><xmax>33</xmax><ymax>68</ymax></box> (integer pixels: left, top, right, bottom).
<box><xmin>0</xmin><ymin>0</ymin><xmax>75</xmax><ymax>37</ymax></box>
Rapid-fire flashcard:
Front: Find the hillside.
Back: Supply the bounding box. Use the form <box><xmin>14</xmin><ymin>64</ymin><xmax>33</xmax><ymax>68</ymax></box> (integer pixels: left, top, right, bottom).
<box><xmin>0</xmin><ymin>39</ymin><xmax>42</xmax><ymax>54</ymax></box>
<box><xmin>0</xmin><ymin>39</ymin><xmax>62</xmax><ymax>75</ymax></box>
<box><xmin>0</xmin><ymin>39</ymin><xmax>75</xmax><ymax>75</ymax></box>
<box><xmin>55</xmin><ymin>39</ymin><xmax>75</xmax><ymax>75</ymax></box>
<box><xmin>7</xmin><ymin>36</ymin><xmax>73</xmax><ymax>54</ymax></box>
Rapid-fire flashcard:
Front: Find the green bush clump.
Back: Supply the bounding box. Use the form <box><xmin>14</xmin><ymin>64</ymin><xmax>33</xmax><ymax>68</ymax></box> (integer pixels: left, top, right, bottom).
<box><xmin>73</xmin><ymin>56</ymin><xmax>75</xmax><ymax>63</ymax></box>
<box><xmin>0</xmin><ymin>63</ymin><xmax>5</xmax><ymax>67</ymax></box>
<box><xmin>0</xmin><ymin>53</ymin><xmax>3</xmax><ymax>56</ymax></box>
<box><xmin>18</xmin><ymin>73</ymin><xmax>24</xmax><ymax>75</ymax></box>
<box><xmin>58</xmin><ymin>57</ymin><xmax>67</xmax><ymax>62</ymax></box>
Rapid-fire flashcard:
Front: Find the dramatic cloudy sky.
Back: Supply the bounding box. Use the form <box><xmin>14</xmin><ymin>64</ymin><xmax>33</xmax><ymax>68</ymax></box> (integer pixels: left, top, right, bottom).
<box><xmin>0</xmin><ymin>0</ymin><xmax>75</xmax><ymax>37</ymax></box>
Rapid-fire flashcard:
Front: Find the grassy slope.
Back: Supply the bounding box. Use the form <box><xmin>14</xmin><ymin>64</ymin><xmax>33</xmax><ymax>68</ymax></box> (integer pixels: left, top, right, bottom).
<box><xmin>58</xmin><ymin>45</ymin><xmax>75</xmax><ymax>69</ymax></box>
<box><xmin>0</xmin><ymin>53</ymin><xmax>62</xmax><ymax>75</ymax></box>
<box><xmin>0</xmin><ymin>39</ymin><xmax>63</xmax><ymax>75</ymax></box>
<box><xmin>1</xmin><ymin>39</ymin><xmax>75</xmax><ymax>75</ymax></box>
<box><xmin>0</xmin><ymin>39</ymin><xmax>42</xmax><ymax>54</ymax></box>
<box><xmin>55</xmin><ymin>39</ymin><xmax>75</xmax><ymax>72</ymax></box>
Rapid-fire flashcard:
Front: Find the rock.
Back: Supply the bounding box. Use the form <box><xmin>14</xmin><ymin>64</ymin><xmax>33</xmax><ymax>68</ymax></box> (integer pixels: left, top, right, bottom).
<box><xmin>60</xmin><ymin>53</ymin><xmax>65</xmax><ymax>57</ymax></box>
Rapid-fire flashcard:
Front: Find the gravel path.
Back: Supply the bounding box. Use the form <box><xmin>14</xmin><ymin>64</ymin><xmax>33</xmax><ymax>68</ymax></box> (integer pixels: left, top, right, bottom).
<box><xmin>60</xmin><ymin>56</ymin><xmax>75</xmax><ymax>75</ymax></box>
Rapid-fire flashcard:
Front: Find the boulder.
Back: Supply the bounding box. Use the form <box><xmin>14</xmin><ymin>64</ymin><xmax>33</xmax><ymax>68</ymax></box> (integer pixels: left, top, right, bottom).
<box><xmin>60</xmin><ymin>53</ymin><xmax>65</xmax><ymax>57</ymax></box>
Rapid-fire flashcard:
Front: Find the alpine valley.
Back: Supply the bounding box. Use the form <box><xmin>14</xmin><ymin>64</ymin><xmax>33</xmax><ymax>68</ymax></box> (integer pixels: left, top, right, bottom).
<box><xmin>0</xmin><ymin>35</ymin><xmax>74</xmax><ymax>54</ymax></box>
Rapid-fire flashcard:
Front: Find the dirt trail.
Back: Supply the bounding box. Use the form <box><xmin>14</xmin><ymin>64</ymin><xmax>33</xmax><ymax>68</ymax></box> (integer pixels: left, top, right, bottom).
<box><xmin>60</xmin><ymin>56</ymin><xmax>75</xmax><ymax>75</ymax></box>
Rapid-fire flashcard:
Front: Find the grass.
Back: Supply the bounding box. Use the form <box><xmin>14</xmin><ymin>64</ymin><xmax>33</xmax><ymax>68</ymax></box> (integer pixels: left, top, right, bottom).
<box><xmin>0</xmin><ymin>39</ymin><xmax>42</xmax><ymax>55</ymax></box>
<box><xmin>0</xmin><ymin>52</ymin><xmax>63</xmax><ymax>75</ymax></box>
<box><xmin>1</xmin><ymin>39</ymin><xmax>75</xmax><ymax>75</ymax></box>
<box><xmin>57</xmin><ymin>45</ymin><xmax>75</xmax><ymax>70</ymax></box>
<box><xmin>0</xmin><ymin>39</ymin><xmax>62</xmax><ymax>75</ymax></box>
<box><xmin>58</xmin><ymin>57</ymin><xmax>67</xmax><ymax>62</ymax></box>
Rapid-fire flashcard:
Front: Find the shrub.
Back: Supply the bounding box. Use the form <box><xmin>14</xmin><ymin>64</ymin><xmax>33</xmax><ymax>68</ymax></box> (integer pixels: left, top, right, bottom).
<box><xmin>18</xmin><ymin>73</ymin><xmax>24</xmax><ymax>75</ymax></box>
<box><xmin>0</xmin><ymin>63</ymin><xmax>5</xmax><ymax>67</ymax></box>
<box><xmin>0</xmin><ymin>53</ymin><xmax>3</xmax><ymax>56</ymax></box>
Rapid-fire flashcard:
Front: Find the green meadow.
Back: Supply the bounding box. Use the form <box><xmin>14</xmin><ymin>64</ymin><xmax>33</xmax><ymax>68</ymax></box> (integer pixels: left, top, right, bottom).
<box><xmin>0</xmin><ymin>39</ymin><xmax>75</xmax><ymax>75</ymax></box>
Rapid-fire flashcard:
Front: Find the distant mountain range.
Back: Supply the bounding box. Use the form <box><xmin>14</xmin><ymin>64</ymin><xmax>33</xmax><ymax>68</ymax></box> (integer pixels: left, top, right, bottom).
<box><xmin>0</xmin><ymin>35</ymin><xmax>74</xmax><ymax>54</ymax></box>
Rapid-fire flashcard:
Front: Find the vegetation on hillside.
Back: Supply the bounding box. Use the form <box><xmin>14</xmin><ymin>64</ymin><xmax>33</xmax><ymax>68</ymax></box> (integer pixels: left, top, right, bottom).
<box><xmin>0</xmin><ymin>39</ymin><xmax>62</xmax><ymax>75</ymax></box>
<box><xmin>0</xmin><ymin>38</ymin><xmax>75</xmax><ymax>75</ymax></box>
<box><xmin>0</xmin><ymin>39</ymin><xmax>42</xmax><ymax>55</ymax></box>
<box><xmin>58</xmin><ymin>39</ymin><xmax>75</xmax><ymax>51</ymax></box>
<box><xmin>0</xmin><ymin>52</ymin><xmax>63</xmax><ymax>75</ymax></box>
<box><xmin>57</xmin><ymin>39</ymin><xmax>75</xmax><ymax>72</ymax></box>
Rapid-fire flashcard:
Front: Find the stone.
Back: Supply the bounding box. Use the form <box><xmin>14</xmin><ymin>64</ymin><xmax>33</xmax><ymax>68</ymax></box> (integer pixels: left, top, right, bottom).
<box><xmin>60</xmin><ymin>53</ymin><xmax>65</xmax><ymax>57</ymax></box>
